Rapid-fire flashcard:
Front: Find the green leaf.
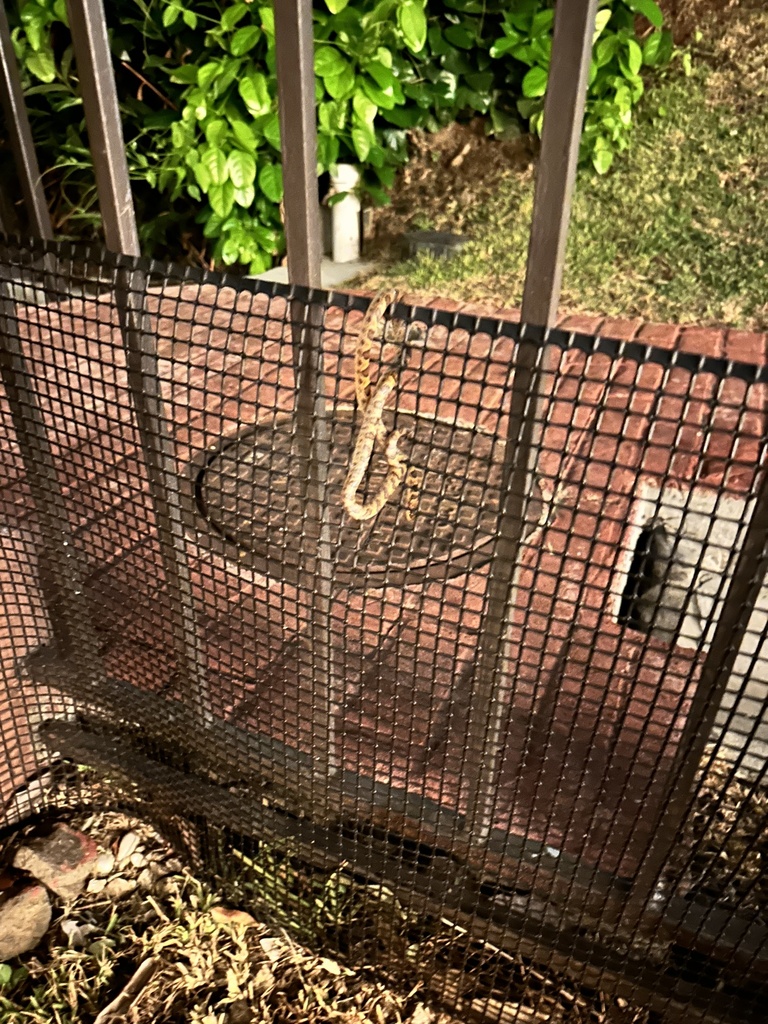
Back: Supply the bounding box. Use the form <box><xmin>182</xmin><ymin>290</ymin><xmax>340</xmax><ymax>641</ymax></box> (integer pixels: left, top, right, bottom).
<box><xmin>230</xmin><ymin>25</ymin><xmax>261</xmax><ymax>56</ymax></box>
<box><xmin>161</xmin><ymin>3</ymin><xmax>181</xmax><ymax>29</ymax></box>
<box><xmin>26</xmin><ymin>50</ymin><xmax>56</xmax><ymax>83</ymax></box>
<box><xmin>317</xmin><ymin>132</ymin><xmax>340</xmax><ymax>171</ymax></box>
<box><xmin>197</xmin><ymin>62</ymin><xmax>221</xmax><ymax>90</ymax></box>
<box><xmin>626</xmin><ymin>0</ymin><xmax>663</xmax><ymax>28</ymax></box>
<box><xmin>227</xmin><ymin>150</ymin><xmax>256</xmax><ymax>188</ymax></box>
<box><xmin>594</xmin><ymin>35</ymin><xmax>618</xmax><ymax>67</ymax></box>
<box><xmin>642</xmin><ymin>30</ymin><xmax>662</xmax><ymax>65</ymax></box>
<box><xmin>0</xmin><ymin>964</ymin><xmax>12</xmax><ymax>986</ymax></box>
<box><xmin>351</xmin><ymin>125</ymin><xmax>372</xmax><ymax>161</ymax></box>
<box><xmin>592</xmin><ymin>9</ymin><xmax>611</xmax><ymax>42</ymax></box>
<box><xmin>260</xmin><ymin>5</ymin><xmax>275</xmax><ymax>35</ymax></box>
<box><xmin>592</xmin><ymin>146</ymin><xmax>614</xmax><ymax>174</ymax></box>
<box><xmin>238</xmin><ymin>72</ymin><xmax>270</xmax><ymax>116</ymax></box>
<box><xmin>489</xmin><ymin>35</ymin><xmax>520</xmax><ymax>59</ymax></box>
<box><xmin>444</xmin><ymin>24</ymin><xmax>474</xmax><ymax>50</ymax></box>
<box><xmin>325</xmin><ymin>0</ymin><xmax>349</xmax><ymax>11</ymax></box>
<box><xmin>193</xmin><ymin>159</ymin><xmax>212</xmax><ymax>192</ymax></box>
<box><xmin>365</xmin><ymin>60</ymin><xmax>395</xmax><ymax>91</ymax></box>
<box><xmin>258</xmin><ymin>162</ymin><xmax>283</xmax><ymax>202</ymax></box>
<box><xmin>202</xmin><ymin>147</ymin><xmax>228</xmax><ymax>186</ymax></box>
<box><xmin>231</xmin><ymin>119</ymin><xmax>259</xmax><ymax>152</ymax></box>
<box><xmin>221</xmin><ymin>4</ymin><xmax>249</xmax><ymax>31</ymax></box>
<box><xmin>221</xmin><ymin>236</ymin><xmax>242</xmax><ymax>264</ymax></box>
<box><xmin>353</xmin><ymin>92</ymin><xmax>377</xmax><ymax>125</ymax></box>
<box><xmin>682</xmin><ymin>50</ymin><xmax>693</xmax><ymax>76</ymax></box>
<box><xmin>398</xmin><ymin>1</ymin><xmax>427</xmax><ymax>54</ymax></box>
<box><xmin>205</xmin><ymin>119</ymin><xmax>228</xmax><ymax>146</ymax></box>
<box><xmin>262</xmin><ymin>112</ymin><xmax>281</xmax><ymax>150</ymax></box>
<box><xmin>169</xmin><ymin>64</ymin><xmax>199</xmax><ymax>84</ymax></box>
<box><xmin>361</xmin><ymin>77</ymin><xmax>395</xmax><ymax>110</ymax></box>
<box><xmin>314</xmin><ymin>46</ymin><xmax>347</xmax><ymax>78</ymax></box>
<box><xmin>234</xmin><ymin>184</ymin><xmax>255</xmax><ymax>207</ymax></box>
<box><xmin>209</xmin><ymin>180</ymin><xmax>236</xmax><ymax>217</ymax></box>
<box><xmin>249</xmin><ymin>250</ymin><xmax>272</xmax><ymax>275</ymax></box>
<box><xmin>625</xmin><ymin>38</ymin><xmax>642</xmax><ymax>75</ymax></box>
<box><xmin>521</xmin><ymin>65</ymin><xmax>548</xmax><ymax>99</ymax></box>
<box><xmin>182</xmin><ymin>9</ymin><xmax>197</xmax><ymax>28</ymax></box>
<box><xmin>324</xmin><ymin>64</ymin><xmax>355</xmax><ymax>100</ymax></box>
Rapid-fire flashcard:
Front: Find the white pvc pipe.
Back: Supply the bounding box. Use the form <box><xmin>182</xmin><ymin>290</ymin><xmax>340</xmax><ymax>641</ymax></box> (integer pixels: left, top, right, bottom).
<box><xmin>329</xmin><ymin>163</ymin><xmax>361</xmax><ymax>263</ymax></box>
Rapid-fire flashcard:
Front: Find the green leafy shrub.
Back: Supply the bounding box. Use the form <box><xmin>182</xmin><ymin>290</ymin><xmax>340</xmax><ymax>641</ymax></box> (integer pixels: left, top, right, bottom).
<box><xmin>9</xmin><ymin>0</ymin><xmax>671</xmax><ymax>271</ymax></box>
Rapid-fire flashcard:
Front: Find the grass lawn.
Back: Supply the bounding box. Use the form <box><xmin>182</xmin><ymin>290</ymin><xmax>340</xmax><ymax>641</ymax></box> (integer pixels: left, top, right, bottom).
<box><xmin>362</xmin><ymin>0</ymin><xmax>768</xmax><ymax>331</ymax></box>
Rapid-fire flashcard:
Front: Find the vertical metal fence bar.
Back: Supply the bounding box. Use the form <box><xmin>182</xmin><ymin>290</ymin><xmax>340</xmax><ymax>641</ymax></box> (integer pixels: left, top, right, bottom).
<box><xmin>116</xmin><ymin>269</ymin><xmax>212</xmax><ymax>725</ymax></box>
<box><xmin>64</xmin><ymin>0</ymin><xmax>140</xmax><ymax>256</ymax></box>
<box><xmin>0</xmin><ymin>1</ymin><xmax>53</xmax><ymax>240</ymax></box>
<box><xmin>0</xmin><ymin>284</ymin><xmax>104</xmax><ymax>685</ymax></box>
<box><xmin>64</xmin><ymin>0</ymin><xmax>211</xmax><ymax>722</ymax></box>
<box><xmin>274</xmin><ymin>0</ymin><xmax>322</xmax><ymax>290</ymax></box>
<box><xmin>619</xmin><ymin>452</ymin><xmax>768</xmax><ymax>930</ymax></box>
<box><xmin>464</xmin><ymin>0</ymin><xmax>598</xmax><ymax>842</ymax></box>
<box><xmin>274</xmin><ymin>1</ymin><xmax>336</xmax><ymax>783</ymax></box>
<box><xmin>520</xmin><ymin>0</ymin><xmax>599</xmax><ymax>328</ymax></box>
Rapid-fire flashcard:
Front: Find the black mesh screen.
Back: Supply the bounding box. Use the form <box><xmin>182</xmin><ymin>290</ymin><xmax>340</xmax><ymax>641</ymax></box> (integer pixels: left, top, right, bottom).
<box><xmin>0</xmin><ymin>238</ymin><xmax>766</xmax><ymax>1023</ymax></box>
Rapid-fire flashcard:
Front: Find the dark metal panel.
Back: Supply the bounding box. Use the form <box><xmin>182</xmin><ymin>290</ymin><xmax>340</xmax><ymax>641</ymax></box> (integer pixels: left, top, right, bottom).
<box><xmin>0</xmin><ymin>286</ymin><xmax>104</xmax><ymax>685</ymax></box>
<box><xmin>0</xmin><ymin>1</ymin><xmax>53</xmax><ymax>239</ymax></box>
<box><xmin>64</xmin><ymin>0</ymin><xmax>139</xmax><ymax>256</ymax></box>
<box><xmin>115</xmin><ymin>268</ymin><xmax>212</xmax><ymax>725</ymax></box>
<box><xmin>273</xmin><ymin>0</ymin><xmax>322</xmax><ymax>289</ymax></box>
<box><xmin>465</xmin><ymin>0</ymin><xmax>599</xmax><ymax>844</ymax></box>
<box><xmin>520</xmin><ymin>0</ymin><xmax>599</xmax><ymax>327</ymax></box>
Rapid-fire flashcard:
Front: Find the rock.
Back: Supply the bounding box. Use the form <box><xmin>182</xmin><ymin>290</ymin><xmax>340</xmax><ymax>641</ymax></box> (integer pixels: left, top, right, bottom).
<box><xmin>103</xmin><ymin>877</ymin><xmax>137</xmax><ymax>899</ymax></box>
<box><xmin>137</xmin><ymin>868</ymin><xmax>155</xmax><ymax>892</ymax></box>
<box><xmin>116</xmin><ymin>831</ymin><xmax>140</xmax><ymax>866</ymax></box>
<box><xmin>13</xmin><ymin>824</ymin><xmax>98</xmax><ymax>900</ymax></box>
<box><xmin>210</xmin><ymin>906</ymin><xmax>257</xmax><ymax>929</ymax></box>
<box><xmin>130</xmin><ymin>851</ymin><xmax>147</xmax><ymax>869</ymax></box>
<box><xmin>93</xmin><ymin>852</ymin><xmax>115</xmax><ymax>877</ymax></box>
<box><xmin>0</xmin><ymin>885</ymin><xmax>52</xmax><ymax>958</ymax></box>
<box><xmin>60</xmin><ymin>917</ymin><xmax>99</xmax><ymax>948</ymax></box>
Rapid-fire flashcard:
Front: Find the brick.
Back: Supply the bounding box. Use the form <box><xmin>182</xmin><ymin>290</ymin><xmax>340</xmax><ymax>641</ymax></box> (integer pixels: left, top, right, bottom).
<box><xmin>725</xmin><ymin>329</ymin><xmax>767</xmax><ymax>365</ymax></box>
<box><xmin>556</xmin><ymin>313</ymin><xmax>603</xmax><ymax>335</ymax></box>
<box><xmin>597</xmin><ymin>317</ymin><xmax>644</xmax><ymax>341</ymax></box>
<box><xmin>678</xmin><ymin>326</ymin><xmax>725</xmax><ymax>358</ymax></box>
<box><xmin>637</xmin><ymin>322</ymin><xmax>682</xmax><ymax>349</ymax></box>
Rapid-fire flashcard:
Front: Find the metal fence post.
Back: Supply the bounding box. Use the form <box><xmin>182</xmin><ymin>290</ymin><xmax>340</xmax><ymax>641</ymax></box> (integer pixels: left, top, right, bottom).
<box><xmin>64</xmin><ymin>0</ymin><xmax>140</xmax><ymax>256</ymax></box>
<box><xmin>274</xmin><ymin>1</ymin><xmax>336</xmax><ymax>789</ymax></box>
<box><xmin>0</xmin><ymin>1</ymin><xmax>53</xmax><ymax>239</ymax></box>
<box><xmin>274</xmin><ymin>0</ymin><xmax>322</xmax><ymax>289</ymax></box>
<box><xmin>465</xmin><ymin>0</ymin><xmax>598</xmax><ymax>842</ymax></box>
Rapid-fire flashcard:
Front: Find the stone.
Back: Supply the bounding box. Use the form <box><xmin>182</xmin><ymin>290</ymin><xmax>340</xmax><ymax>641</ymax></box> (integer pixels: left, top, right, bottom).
<box><xmin>116</xmin><ymin>831</ymin><xmax>140</xmax><ymax>866</ymax></box>
<box><xmin>103</xmin><ymin>876</ymin><xmax>137</xmax><ymax>900</ymax></box>
<box><xmin>13</xmin><ymin>824</ymin><xmax>98</xmax><ymax>900</ymax></box>
<box><xmin>60</xmin><ymin>917</ymin><xmax>99</xmax><ymax>948</ymax></box>
<box><xmin>0</xmin><ymin>885</ymin><xmax>51</xmax><ymax>958</ymax></box>
<box><xmin>130</xmin><ymin>851</ymin><xmax>147</xmax><ymax>869</ymax></box>
<box><xmin>210</xmin><ymin>906</ymin><xmax>256</xmax><ymax>928</ymax></box>
<box><xmin>93</xmin><ymin>852</ymin><xmax>115</xmax><ymax>877</ymax></box>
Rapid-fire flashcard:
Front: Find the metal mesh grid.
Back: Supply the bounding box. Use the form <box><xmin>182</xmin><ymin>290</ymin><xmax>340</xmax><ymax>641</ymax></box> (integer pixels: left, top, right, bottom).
<box><xmin>0</xmin><ymin>238</ymin><xmax>767</xmax><ymax>1023</ymax></box>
